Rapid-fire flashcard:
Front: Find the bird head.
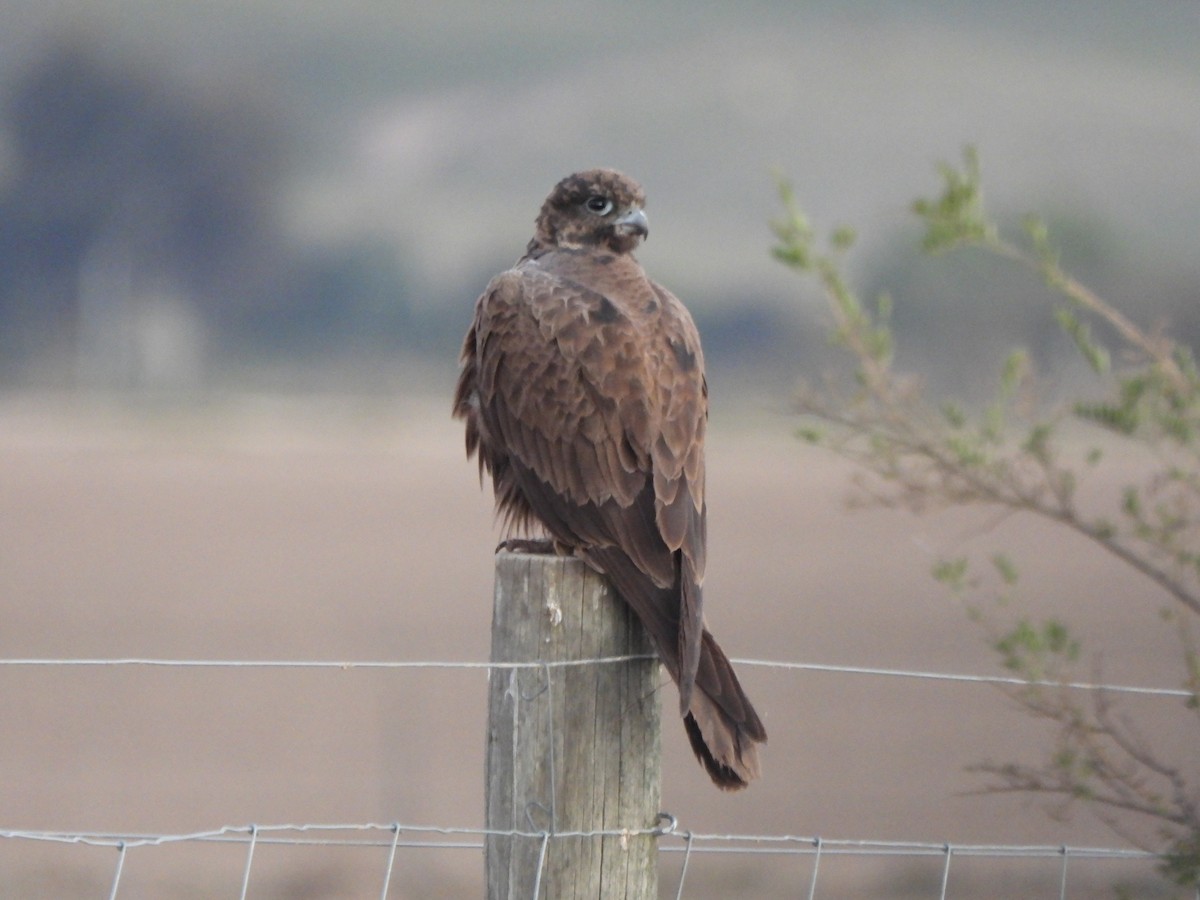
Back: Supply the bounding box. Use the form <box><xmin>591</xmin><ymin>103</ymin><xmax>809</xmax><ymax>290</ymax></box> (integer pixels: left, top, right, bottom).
<box><xmin>534</xmin><ymin>168</ymin><xmax>649</xmax><ymax>254</ymax></box>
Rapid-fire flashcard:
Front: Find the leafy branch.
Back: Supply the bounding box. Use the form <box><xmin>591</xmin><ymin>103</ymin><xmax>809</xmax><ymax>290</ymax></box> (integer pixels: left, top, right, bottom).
<box><xmin>773</xmin><ymin>147</ymin><xmax>1200</xmax><ymax>887</ymax></box>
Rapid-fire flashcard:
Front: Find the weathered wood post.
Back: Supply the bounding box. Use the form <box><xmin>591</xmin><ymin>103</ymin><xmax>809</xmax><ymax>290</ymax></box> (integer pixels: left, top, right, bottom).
<box><xmin>485</xmin><ymin>551</ymin><xmax>662</xmax><ymax>899</ymax></box>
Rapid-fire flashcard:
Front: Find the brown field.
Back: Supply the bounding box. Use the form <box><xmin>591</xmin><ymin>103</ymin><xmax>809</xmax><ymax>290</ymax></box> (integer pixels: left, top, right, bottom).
<box><xmin>0</xmin><ymin>392</ymin><xmax>1189</xmax><ymax>898</ymax></box>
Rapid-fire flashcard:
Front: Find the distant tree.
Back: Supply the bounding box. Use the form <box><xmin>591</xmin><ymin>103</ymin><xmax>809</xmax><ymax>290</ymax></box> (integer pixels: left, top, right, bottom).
<box><xmin>772</xmin><ymin>149</ymin><xmax>1200</xmax><ymax>890</ymax></box>
<box><xmin>0</xmin><ymin>40</ymin><xmax>283</xmax><ymax>383</ymax></box>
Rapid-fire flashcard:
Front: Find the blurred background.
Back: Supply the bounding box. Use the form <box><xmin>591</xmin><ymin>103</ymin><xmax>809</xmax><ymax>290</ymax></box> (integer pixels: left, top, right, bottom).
<box><xmin>1</xmin><ymin>1</ymin><xmax>1199</xmax><ymax>897</ymax></box>
<box><xmin>2</xmin><ymin>0</ymin><xmax>1197</xmax><ymax>397</ymax></box>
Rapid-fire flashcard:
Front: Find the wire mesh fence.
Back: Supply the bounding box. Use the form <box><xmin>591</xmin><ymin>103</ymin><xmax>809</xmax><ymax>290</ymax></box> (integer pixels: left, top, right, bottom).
<box><xmin>0</xmin><ymin>820</ymin><xmax>1174</xmax><ymax>900</ymax></box>
<box><xmin>1</xmin><ymin>654</ymin><xmax>1193</xmax><ymax>898</ymax></box>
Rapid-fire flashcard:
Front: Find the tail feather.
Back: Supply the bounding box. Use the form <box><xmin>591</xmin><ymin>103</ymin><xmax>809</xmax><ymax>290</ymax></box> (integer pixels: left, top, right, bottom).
<box><xmin>582</xmin><ymin>546</ymin><xmax>767</xmax><ymax>789</ymax></box>
<box><xmin>683</xmin><ymin>630</ymin><xmax>765</xmax><ymax>789</ymax></box>
<box><xmin>684</xmin><ymin>708</ymin><xmax>759</xmax><ymax>789</ymax></box>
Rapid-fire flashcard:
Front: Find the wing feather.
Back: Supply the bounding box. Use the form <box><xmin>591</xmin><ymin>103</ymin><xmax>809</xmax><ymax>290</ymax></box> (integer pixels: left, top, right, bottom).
<box><xmin>454</xmin><ymin>241</ymin><xmax>762</xmax><ymax>788</ymax></box>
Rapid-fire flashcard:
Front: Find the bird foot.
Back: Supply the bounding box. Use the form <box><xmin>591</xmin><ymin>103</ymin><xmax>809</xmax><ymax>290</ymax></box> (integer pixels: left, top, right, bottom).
<box><xmin>496</xmin><ymin>537</ymin><xmax>561</xmax><ymax>555</ymax></box>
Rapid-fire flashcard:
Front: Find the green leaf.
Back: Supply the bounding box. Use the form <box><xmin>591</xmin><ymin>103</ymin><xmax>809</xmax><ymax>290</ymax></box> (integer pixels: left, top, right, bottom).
<box><xmin>932</xmin><ymin>557</ymin><xmax>969</xmax><ymax>591</ymax></box>
<box><xmin>941</xmin><ymin>402</ymin><xmax>966</xmax><ymax>428</ymax></box>
<box><xmin>1075</xmin><ymin>399</ymin><xmax>1138</xmax><ymax>434</ymax></box>
<box><xmin>1121</xmin><ymin>487</ymin><xmax>1142</xmax><ymax>518</ymax></box>
<box><xmin>831</xmin><ymin>225</ymin><xmax>857</xmax><ymax>250</ymax></box>
<box><xmin>999</xmin><ymin>348</ymin><xmax>1029</xmax><ymax>398</ymax></box>
<box><xmin>994</xmin><ymin>618</ymin><xmax>1079</xmax><ymax>675</ymax></box>
<box><xmin>796</xmin><ymin>426</ymin><xmax>824</xmax><ymax>444</ymax></box>
<box><xmin>913</xmin><ymin>146</ymin><xmax>994</xmax><ymax>253</ymax></box>
<box><xmin>947</xmin><ymin>433</ymin><xmax>986</xmax><ymax>466</ymax></box>
<box><xmin>1054</xmin><ymin>307</ymin><xmax>1110</xmax><ymax>375</ymax></box>
<box><xmin>1022</xmin><ymin>423</ymin><xmax>1054</xmax><ymax>463</ymax></box>
<box><xmin>1160</xmin><ymin>834</ymin><xmax>1200</xmax><ymax>887</ymax></box>
<box><xmin>1042</xmin><ymin>619</ymin><xmax>1079</xmax><ymax>660</ymax></box>
<box><xmin>991</xmin><ymin>553</ymin><xmax>1019</xmax><ymax>586</ymax></box>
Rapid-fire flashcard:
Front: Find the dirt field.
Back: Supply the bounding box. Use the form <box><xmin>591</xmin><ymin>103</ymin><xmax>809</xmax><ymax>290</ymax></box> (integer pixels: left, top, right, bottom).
<box><xmin>0</xmin><ymin>391</ymin><xmax>1188</xmax><ymax>897</ymax></box>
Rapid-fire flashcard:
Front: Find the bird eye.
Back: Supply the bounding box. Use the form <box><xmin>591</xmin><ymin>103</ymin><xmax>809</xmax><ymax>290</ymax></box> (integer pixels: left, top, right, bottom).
<box><xmin>585</xmin><ymin>195</ymin><xmax>613</xmax><ymax>215</ymax></box>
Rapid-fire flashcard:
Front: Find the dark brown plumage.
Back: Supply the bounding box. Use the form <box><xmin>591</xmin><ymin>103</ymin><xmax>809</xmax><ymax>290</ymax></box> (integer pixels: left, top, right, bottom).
<box><xmin>453</xmin><ymin>169</ymin><xmax>765</xmax><ymax>789</ymax></box>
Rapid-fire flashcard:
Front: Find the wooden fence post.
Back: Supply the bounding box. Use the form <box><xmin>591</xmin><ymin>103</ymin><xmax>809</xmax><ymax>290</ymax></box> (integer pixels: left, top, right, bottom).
<box><xmin>485</xmin><ymin>551</ymin><xmax>662</xmax><ymax>899</ymax></box>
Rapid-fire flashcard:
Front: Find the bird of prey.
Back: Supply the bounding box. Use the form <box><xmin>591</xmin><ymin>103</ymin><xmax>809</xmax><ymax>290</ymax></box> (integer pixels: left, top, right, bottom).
<box><xmin>453</xmin><ymin>169</ymin><xmax>765</xmax><ymax>789</ymax></box>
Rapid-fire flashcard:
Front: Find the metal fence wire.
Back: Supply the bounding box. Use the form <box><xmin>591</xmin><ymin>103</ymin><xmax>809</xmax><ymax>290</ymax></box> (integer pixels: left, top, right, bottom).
<box><xmin>0</xmin><ymin>655</ymin><xmax>1193</xmax><ymax>899</ymax></box>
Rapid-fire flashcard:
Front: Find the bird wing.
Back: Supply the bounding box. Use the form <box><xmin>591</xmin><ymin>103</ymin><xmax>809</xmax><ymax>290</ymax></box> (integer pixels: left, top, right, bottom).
<box><xmin>465</xmin><ymin>259</ymin><xmax>707</xmax><ymax>681</ymax></box>
<box><xmin>456</xmin><ymin>254</ymin><xmax>764</xmax><ymax>788</ymax></box>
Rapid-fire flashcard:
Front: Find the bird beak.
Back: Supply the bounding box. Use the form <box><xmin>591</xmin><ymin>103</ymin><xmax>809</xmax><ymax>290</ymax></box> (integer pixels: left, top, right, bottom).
<box><xmin>614</xmin><ymin>207</ymin><xmax>649</xmax><ymax>239</ymax></box>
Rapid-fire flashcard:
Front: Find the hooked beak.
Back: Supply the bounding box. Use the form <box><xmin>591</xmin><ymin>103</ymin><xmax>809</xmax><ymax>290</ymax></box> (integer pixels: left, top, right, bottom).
<box><xmin>614</xmin><ymin>207</ymin><xmax>649</xmax><ymax>239</ymax></box>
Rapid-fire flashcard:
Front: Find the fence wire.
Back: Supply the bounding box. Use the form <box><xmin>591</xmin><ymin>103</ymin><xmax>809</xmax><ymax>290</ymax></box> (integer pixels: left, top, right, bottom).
<box><xmin>1</xmin><ymin>654</ymin><xmax>1193</xmax><ymax>898</ymax></box>
<box><xmin>0</xmin><ymin>820</ymin><xmax>1178</xmax><ymax>900</ymax></box>
<box><xmin>0</xmin><ymin>654</ymin><xmax>1189</xmax><ymax>699</ymax></box>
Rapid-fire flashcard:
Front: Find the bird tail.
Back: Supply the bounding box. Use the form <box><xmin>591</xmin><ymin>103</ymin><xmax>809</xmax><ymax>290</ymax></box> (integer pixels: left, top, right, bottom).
<box><xmin>583</xmin><ymin>547</ymin><xmax>766</xmax><ymax>790</ymax></box>
<box><xmin>682</xmin><ymin>629</ymin><xmax>766</xmax><ymax>789</ymax></box>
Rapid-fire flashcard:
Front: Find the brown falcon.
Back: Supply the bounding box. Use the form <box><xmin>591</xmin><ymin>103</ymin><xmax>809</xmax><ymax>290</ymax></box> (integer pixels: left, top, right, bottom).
<box><xmin>453</xmin><ymin>169</ymin><xmax>765</xmax><ymax>789</ymax></box>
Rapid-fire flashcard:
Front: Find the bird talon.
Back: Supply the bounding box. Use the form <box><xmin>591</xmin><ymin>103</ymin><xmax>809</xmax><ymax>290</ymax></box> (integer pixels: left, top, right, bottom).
<box><xmin>495</xmin><ymin>538</ymin><xmax>557</xmax><ymax>555</ymax></box>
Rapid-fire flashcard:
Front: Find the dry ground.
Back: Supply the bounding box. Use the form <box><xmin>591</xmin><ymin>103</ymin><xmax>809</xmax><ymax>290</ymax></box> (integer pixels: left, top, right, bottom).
<box><xmin>0</xmin><ymin>392</ymin><xmax>1189</xmax><ymax>898</ymax></box>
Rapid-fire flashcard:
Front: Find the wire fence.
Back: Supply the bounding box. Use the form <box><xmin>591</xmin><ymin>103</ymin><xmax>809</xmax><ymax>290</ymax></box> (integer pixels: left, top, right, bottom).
<box><xmin>0</xmin><ymin>820</ymin><xmax>1172</xmax><ymax>900</ymax></box>
<box><xmin>0</xmin><ymin>654</ymin><xmax>1189</xmax><ymax>698</ymax></box>
<box><xmin>1</xmin><ymin>654</ymin><xmax>1193</xmax><ymax>899</ymax></box>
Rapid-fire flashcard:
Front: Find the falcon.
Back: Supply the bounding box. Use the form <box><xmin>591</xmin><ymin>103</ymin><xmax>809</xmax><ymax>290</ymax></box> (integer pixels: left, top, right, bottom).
<box><xmin>453</xmin><ymin>169</ymin><xmax>765</xmax><ymax>789</ymax></box>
